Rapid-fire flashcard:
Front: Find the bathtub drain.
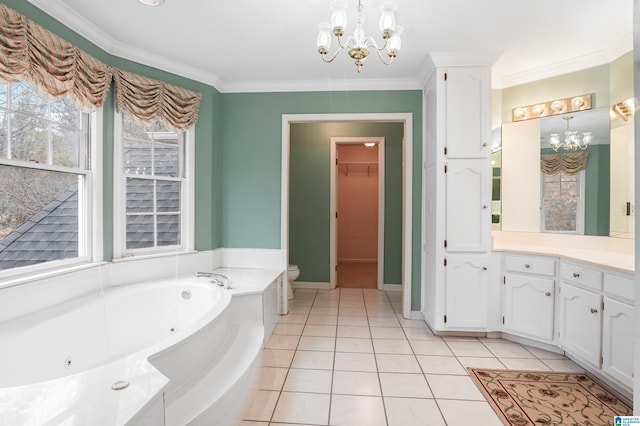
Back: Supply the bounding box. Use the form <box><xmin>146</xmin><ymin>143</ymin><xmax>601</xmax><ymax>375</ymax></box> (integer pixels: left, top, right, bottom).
<box><xmin>111</xmin><ymin>380</ymin><xmax>130</xmax><ymax>391</ymax></box>
<box><xmin>63</xmin><ymin>357</ymin><xmax>73</xmax><ymax>369</ymax></box>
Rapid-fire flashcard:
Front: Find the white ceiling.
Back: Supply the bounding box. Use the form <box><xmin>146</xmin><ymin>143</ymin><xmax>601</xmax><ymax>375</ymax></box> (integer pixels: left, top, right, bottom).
<box><xmin>27</xmin><ymin>0</ymin><xmax>633</xmax><ymax>93</ymax></box>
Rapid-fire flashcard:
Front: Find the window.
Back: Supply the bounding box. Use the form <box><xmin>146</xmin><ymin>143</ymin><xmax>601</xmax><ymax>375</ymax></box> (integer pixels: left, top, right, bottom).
<box><xmin>541</xmin><ymin>171</ymin><xmax>584</xmax><ymax>233</ymax></box>
<box><xmin>0</xmin><ymin>80</ymin><xmax>98</xmax><ymax>273</ymax></box>
<box><xmin>114</xmin><ymin>112</ymin><xmax>193</xmax><ymax>257</ymax></box>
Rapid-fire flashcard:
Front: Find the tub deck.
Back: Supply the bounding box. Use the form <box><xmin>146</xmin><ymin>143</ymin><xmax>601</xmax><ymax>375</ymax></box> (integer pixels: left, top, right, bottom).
<box><xmin>0</xmin><ymin>267</ymin><xmax>284</xmax><ymax>426</ymax></box>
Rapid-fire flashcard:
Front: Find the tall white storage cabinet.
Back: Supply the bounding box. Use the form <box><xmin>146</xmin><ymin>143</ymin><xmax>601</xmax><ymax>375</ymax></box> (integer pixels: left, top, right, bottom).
<box><xmin>422</xmin><ymin>54</ymin><xmax>495</xmax><ymax>332</ymax></box>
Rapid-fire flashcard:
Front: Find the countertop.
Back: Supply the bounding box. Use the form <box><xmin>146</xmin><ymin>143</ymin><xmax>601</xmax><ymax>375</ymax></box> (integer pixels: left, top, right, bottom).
<box><xmin>492</xmin><ymin>231</ymin><xmax>635</xmax><ymax>273</ymax></box>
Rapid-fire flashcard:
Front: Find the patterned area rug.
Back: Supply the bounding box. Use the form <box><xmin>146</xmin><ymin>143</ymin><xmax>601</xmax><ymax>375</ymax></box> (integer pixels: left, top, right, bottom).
<box><xmin>467</xmin><ymin>368</ymin><xmax>633</xmax><ymax>425</ymax></box>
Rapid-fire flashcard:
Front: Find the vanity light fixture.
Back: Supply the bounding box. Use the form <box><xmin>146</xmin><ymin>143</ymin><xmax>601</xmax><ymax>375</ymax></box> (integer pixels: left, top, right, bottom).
<box><xmin>612</xmin><ymin>97</ymin><xmax>636</xmax><ymax>121</ymax></box>
<box><xmin>512</xmin><ymin>94</ymin><xmax>592</xmax><ymax>122</ymax></box>
<box><xmin>138</xmin><ymin>0</ymin><xmax>164</xmax><ymax>6</ymax></box>
<box><xmin>316</xmin><ymin>0</ymin><xmax>403</xmax><ymax>72</ymax></box>
<box><xmin>364</xmin><ymin>142</ymin><xmax>376</xmax><ymax>147</ymax></box>
<box><xmin>549</xmin><ymin>115</ymin><xmax>592</xmax><ymax>152</ymax></box>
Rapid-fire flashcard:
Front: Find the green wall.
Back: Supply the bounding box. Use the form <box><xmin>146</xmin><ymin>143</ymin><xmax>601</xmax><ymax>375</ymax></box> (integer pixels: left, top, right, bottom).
<box><xmin>3</xmin><ymin>0</ymin><xmax>223</xmax><ymax>258</ymax></box>
<box><xmin>289</xmin><ymin>122</ymin><xmax>404</xmax><ymax>285</ymax></box>
<box><xmin>7</xmin><ymin>2</ymin><xmax>423</xmax><ymax>309</ymax></box>
<box><xmin>541</xmin><ymin>146</ymin><xmax>610</xmax><ymax>236</ymax></box>
<box><xmin>221</xmin><ymin>91</ymin><xmax>423</xmax><ymax>308</ymax></box>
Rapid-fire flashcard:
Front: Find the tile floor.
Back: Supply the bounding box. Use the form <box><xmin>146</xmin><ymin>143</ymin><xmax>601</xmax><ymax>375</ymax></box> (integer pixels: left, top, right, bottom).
<box><xmin>240</xmin><ymin>288</ymin><xmax>584</xmax><ymax>426</ymax></box>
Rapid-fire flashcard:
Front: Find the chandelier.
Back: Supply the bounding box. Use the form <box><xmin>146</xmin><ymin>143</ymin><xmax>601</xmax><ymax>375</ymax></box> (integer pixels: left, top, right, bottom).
<box><xmin>316</xmin><ymin>0</ymin><xmax>403</xmax><ymax>72</ymax></box>
<box><xmin>549</xmin><ymin>115</ymin><xmax>592</xmax><ymax>152</ymax></box>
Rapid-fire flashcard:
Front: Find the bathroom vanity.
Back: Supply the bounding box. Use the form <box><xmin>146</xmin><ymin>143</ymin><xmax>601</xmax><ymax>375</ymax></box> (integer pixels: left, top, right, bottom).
<box><xmin>493</xmin><ymin>231</ymin><xmax>634</xmax><ymax>397</ymax></box>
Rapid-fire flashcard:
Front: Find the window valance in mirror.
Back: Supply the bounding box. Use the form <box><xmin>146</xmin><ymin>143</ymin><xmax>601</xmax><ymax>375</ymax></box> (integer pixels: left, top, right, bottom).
<box><xmin>0</xmin><ymin>4</ymin><xmax>202</xmax><ymax>130</ymax></box>
<box><xmin>541</xmin><ymin>152</ymin><xmax>589</xmax><ymax>176</ymax></box>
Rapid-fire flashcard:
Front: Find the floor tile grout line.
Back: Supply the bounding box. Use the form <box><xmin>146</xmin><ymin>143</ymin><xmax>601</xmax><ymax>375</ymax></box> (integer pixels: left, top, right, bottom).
<box><xmin>266</xmin><ymin>288</ymin><xmax>319</xmax><ymax>424</ymax></box>
<box><xmin>388</xmin><ymin>289</ymin><xmax>449</xmax><ymax>426</ymax></box>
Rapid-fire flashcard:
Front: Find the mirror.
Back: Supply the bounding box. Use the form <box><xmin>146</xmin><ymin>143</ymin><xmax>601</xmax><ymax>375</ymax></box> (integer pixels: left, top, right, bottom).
<box><xmin>500</xmin><ymin>106</ymin><xmax>633</xmax><ymax>237</ymax></box>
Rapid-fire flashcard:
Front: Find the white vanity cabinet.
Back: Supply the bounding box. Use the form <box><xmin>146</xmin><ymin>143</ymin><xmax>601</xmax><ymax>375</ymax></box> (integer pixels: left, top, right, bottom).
<box><xmin>445</xmin><ymin>254</ymin><xmax>489</xmax><ymax>328</ymax></box>
<box><xmin>601</xmin><ymin>272</ymin><xmax>635</xmax><ymax>388</ymax></box>
<box><xmin>502</xmin><ymin>254</ymin><xmax>556</xmax><ymax>342</ymax></box>
<box><xmin>558</xmin><ymin>261</ymin><xmax>603</xmax><ymax>368</ymax></box>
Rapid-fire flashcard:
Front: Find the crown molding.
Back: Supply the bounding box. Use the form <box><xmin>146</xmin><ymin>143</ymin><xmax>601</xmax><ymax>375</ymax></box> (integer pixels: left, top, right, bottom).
<box><xmin>26</xmin><ymin>0</ymin><xmax>221</xmax><ymax>88</ymax></box>
<box><xmin>428</xmin><ymin>51</ymin><xmax>502</xmax><ymax>68</ymax></box>
<box><xmin>216</xmin><ymin>77</ymin><xmax>423</xmax><ymax>93</ymax></box>
<box><xmin>497</xmin><ymin>33</ymin><xmax>633</xmax><ymax>89</ymax></box>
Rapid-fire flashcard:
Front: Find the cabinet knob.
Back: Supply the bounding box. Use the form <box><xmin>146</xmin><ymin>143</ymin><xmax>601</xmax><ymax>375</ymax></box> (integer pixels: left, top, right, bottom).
<box><xmin>524</xmin><ymin>264</ymin><xmax>530</xmax><ymax>268</ymax></box>
<box><xmin>573</xmin><ymin>272</ymin><xmax>580</xmax><ymax>278</ymax></box>
<box><xmin>482</xmin><ymin>142</ymin><xmax>488</xmax><ymax>147</ymax></box>
<box><xmin>590</xmin><ymin>308</ymin><xmax>598</xmax><ymax>314</ymax></box>
<box><xmin>482</xmin><ymin>266</ymin><xmax>488</xmax><ymax>271</ymax></box>
<box><xmin>483</xmin><ymin>205</ymin><xmax>488</xmax><ymax>209</ymax></box>
<box><xmin>545</xmin><ymin>291</ymin><xmax>551</xmax><ymax>297</ymax></box>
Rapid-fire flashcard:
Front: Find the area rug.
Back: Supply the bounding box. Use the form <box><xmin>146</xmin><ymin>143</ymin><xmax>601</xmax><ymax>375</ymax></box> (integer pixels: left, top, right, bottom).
<box><xmin>467</xmin><ymin>368</ymin><xmax>633</xmax><ymax>425</ymax></box>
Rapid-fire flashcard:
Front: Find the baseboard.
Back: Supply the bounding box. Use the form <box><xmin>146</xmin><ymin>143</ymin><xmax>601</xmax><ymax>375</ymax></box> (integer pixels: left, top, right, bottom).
<box><xmin>383</xmin><ymin>284</ymin><xmax>402</xmax><ymax>291</ymax></box>
<box><xmin>409</xmin><ymin>311</ymin><xmax>425</xmax><ymax>320</ymax></box>
<box><xmin>292</xmin><ymin>281</ymin><xmax>332</xmax><ymax>290</ymax></box>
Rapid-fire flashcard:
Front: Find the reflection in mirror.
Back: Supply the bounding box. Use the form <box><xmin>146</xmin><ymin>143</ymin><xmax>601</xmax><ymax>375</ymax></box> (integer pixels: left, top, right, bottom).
<box><xmin>540</xmin><ymin>108</ymin><xmax>610</xmax><ymax>236</ymax></box>
<box><xmin>610</xmin><ymin>117</ymin><xmax>635</xmax><ymax>238</ymax></box>
<box><xmin>501</xmin><ymin>107</ymin><xmax>625</xmax><ymax>237</ymax></box>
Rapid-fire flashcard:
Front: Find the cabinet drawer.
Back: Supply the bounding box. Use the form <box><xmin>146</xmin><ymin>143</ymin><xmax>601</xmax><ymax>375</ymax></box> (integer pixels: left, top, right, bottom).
<box><xmin>560</xmin><ymin>262</ymin><xmax>602</xmax><ymax>292</ymax></box>
<box><xmin>504</xmin><ymin>255</ymin><xmax>555</xmax><ymax>276</ymax></box>
<box><xmin>604</xmin><ymin>273</ymin><xmax>635</xmax><ymax>304</ymax></box>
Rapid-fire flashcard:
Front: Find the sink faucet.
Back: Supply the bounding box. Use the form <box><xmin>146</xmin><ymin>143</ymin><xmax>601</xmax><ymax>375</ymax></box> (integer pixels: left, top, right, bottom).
<box><xmin>195</xmin><ymin>271</ymin><xmax>232</xmax><ymax>289</ymax></box>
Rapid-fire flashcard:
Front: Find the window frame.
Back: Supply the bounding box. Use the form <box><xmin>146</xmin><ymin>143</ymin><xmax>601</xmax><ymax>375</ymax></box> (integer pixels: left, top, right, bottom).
<box><xmin>0</xmin><ymin>81</ymin><xmax>102</xmax><ymax>281</ymax></box>
<box><xmin>112</xmin><ymin>111</ymin><xmax>194</xmax><ymax>259</ymax></box>
<box><xmin>540</xmin><ymin>170</ymin><xmax>585</xmax><ymax>234</ymax></box>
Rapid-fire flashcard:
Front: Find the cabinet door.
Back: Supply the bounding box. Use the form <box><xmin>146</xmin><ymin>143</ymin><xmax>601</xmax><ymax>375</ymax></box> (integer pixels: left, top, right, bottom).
<box><xmin>445</xmin><ymin>254</ymin><xmax>489</xmax><ymax>329</ymax></box>
<box><xmin>444</xmin><ymin>67</ymin><xmax>491</xmax><ymax>159</ymax></box>
<box><xmin>446</xmin><ymin>159</ymin><xmax>490</xmax><ymax>252</ymax></box>
<box><xmin>602</xmin><ymin>297</ymin><xmax>634</xmax><ymax>387</ymax></box>
<box><xmin>559</xmin><ymin>283</ymin><xmax>602</xmax><ymax>367</ymax></box>
<box><xmin>503</xmin><ymin>274</ymin><xmax>555</xmax><ymax>341</ymax></box>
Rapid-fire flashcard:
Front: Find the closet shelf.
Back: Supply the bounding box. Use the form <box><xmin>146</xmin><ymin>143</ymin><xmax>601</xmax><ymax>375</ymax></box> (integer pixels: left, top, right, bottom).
<box><xmin>337</xmin><ymin>162</ymin><xmax>379</xmax><ymax>176</ymax></box>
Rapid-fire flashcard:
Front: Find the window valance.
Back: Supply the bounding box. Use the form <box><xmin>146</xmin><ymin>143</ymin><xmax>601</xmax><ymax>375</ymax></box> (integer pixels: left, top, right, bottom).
<box><xmin>0</xmin><ymin>4</ymin><xmax>112</xmax><ymax>109</ymax></box>
<box><xmin>541</xmin><ymin>152</ymin><xmax>590</xmax><ymax>176</ymax></box>
<box><xmin>0</xmin><ymin>4</ymin><xmax>201</xmax><ymax>130</ymax></box>
<box><xmin>114</xmin><ymin>70</ymin><xmax>202</xmax><ymax>131</ymax></box>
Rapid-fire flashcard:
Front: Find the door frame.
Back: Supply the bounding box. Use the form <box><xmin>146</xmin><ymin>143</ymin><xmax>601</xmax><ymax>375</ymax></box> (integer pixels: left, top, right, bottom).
<box><xmin>281</xmin><ymin>113</ymin><xmax>412</xmax><ymax>319</ymax></box>
<box><xmin>330</xmin><ymin>137</ymin><xmax>385</xmax><ymax>290</ymax></box>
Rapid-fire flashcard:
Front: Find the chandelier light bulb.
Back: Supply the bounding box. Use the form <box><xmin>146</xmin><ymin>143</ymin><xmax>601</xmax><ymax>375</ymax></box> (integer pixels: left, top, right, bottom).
<box><xmin>317</xmin><ymin>23</ymin><xmax>332</xmax><ymax>53</ymax></box>
<box><xmin>330</xmin><ymin>1</ymin><xmax>348</xmax><ymax>36</ymax></box>
<box><xmin>378</xmin><ymin>2</ymin><xmax>397</xmax><ymax>38</ymax></box>
<box><xmin>387</xmin><ymin>25</ymin><xmax>403</xmax><ymax>57</ymax></box>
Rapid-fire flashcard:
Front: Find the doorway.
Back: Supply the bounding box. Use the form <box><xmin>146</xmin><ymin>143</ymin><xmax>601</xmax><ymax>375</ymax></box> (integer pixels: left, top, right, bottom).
<box><xmin>333</xmin><ymin>139</ymin><xmax>384</xmax><ymax>289</ymax></box>
<box><xmin>281</xmin><ymin>113</ymin><xmax>413</xmax><ymax>319</ymax></box>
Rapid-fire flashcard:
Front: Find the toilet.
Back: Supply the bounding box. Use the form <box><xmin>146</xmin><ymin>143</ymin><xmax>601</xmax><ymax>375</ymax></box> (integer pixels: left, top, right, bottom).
<box><xmin>287</xmin><ymin>264</ymin><xmax>300</xmax><ymax>300</ymax></box>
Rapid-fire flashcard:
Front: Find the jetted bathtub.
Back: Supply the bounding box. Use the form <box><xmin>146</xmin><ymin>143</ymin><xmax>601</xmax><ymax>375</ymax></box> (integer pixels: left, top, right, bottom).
<box><xmin>0</xmin><ymin>276</ymin><xmax>261</xmax><ymax>425</ymax></box>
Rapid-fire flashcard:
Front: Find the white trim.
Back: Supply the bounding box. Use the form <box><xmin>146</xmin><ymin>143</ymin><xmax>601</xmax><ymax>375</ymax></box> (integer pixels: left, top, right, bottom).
<box><xmin>219</xmin><ymin>78</ymin><xmax>423</xmax><ymax>94</ymax></box>
<box><xmin>409</xmin><ymin>310</ymin><xmax>426</xmax><ymax>321</ymax></box>
<box><xmin>292</xmin><ymin>281</ymin><xmax>333</xmax><ymax>290</ymax></box>
<box><xmin>90</xmin><ymin>109</ymin><xmax>104</xmax><ymax>263</ymax></box>
<box><xmin>282</xmin><ymin>113</ymin><xmax>413</xmax><ymax>319</ymax></box>
<box><xmin>383</xmin><ymin>284</ymin><xmax>402</xmax><ymax>292</ymax></box>
<box><xmin>330</xmin><ymin>136</ymin><xmax>385</xmax><ymax>291</ymax></box>
<box><xmin>112</xmin><ymin>112</ymin><xmax>195</xmax><ymax>258</ymax></box>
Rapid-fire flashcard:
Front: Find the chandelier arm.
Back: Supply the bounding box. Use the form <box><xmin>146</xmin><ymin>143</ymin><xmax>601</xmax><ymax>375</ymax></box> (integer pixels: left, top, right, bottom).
<box><xmin>366</xmin><ymin>37</ymin><xmax>388</xmax><ymax>52</ymax></box>
<box><xmin>321</xmin><ymin>45</ymin><xmax>345</xmax><ymax>63</ymax></box>
<box><xmin>372</xmin><ymin>47</ymin><xmax>395</xmax><ymax>65</ymax></box>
